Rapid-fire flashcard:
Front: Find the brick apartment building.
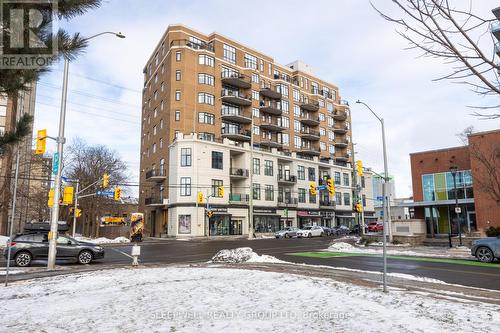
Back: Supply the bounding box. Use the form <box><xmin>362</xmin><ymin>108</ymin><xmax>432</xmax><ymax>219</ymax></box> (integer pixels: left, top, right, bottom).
<box><xmin>409</xmin><ymin>129</ymin><xmax>500</xmax><ymax>236</ymax></box>
<box><xmin>139</xmin><ymin>24</ymin><xmax>373</xmax><ymax>237</ymax></box>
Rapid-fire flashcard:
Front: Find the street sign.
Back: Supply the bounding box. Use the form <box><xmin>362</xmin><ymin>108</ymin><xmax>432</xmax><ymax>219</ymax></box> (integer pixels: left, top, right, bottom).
<box><xmin>377</xmin><ymin>196</ymin><xmax>384</xmax><ymax>201</ymax></box>
<box><xmin>96</xmin><ymin>190</ymin><xmax>114</xmax><ymax>197</ymax></box>
<box><xmin>317</xmin><ymin>185</ymin><xmax>326</xmax><ymax>190</ymax></box>
<box><xmin>455</xmin><ymin>207</ymin><xmax>462</xmax><ymax>214</ymax></box>
<box><xmin>52</xmin><ymin>152</ymin><xmax>59</xmax><ymax>175</ymax></box>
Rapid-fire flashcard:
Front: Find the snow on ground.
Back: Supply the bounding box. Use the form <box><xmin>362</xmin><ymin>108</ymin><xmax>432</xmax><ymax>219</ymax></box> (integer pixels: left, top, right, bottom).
<box><xmin>0</xmin><ymin>266</ymin><xmax>498</xmax><ymax>333</ymax></box>
<box><xmin>74</xmin><ymin>236</ymin><xmax>130</xmax><ymax>244</ymax></box>
<box><xmin>211</xmin><ymin>247</ymin><xmax>287</xmax><ymax>264</ymax></box>
<box><xmin>0</xmin><ymin>235</ymin><xmax>9</xmax><ymax>248</ymax></box>
<box><xmin>328</xmin><ymin>242</ymin><xmax>472</xmax><ymax>259</ymax></box>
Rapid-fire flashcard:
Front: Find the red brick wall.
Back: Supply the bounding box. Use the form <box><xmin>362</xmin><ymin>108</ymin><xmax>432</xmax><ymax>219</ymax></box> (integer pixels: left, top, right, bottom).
<box><xmin>468</xmin><ymin>131</ymin><xmax>500</xmax><ymax>231</ymax></box>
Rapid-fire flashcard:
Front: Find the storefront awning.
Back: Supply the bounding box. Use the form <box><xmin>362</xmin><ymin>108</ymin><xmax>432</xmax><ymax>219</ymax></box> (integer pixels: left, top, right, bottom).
<box><xmin>401</xmin><ymin>198</ymin><xmax>474</xmax><ymax>207</ymax></box>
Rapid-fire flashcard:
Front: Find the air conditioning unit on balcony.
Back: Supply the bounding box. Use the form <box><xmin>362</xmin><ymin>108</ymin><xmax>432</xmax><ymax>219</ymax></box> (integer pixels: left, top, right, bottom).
<box><xmin>162</xmin><ymin>198</ymin><xmax>170</xmax><ymax>205</ymax></box>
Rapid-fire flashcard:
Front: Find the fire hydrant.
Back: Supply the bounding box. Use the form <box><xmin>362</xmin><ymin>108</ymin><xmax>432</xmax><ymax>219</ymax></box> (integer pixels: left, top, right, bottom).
<box><xmin>131</xmin><ymin>244</ymin><xmax>141</xmax><ymax>267</ymax></box>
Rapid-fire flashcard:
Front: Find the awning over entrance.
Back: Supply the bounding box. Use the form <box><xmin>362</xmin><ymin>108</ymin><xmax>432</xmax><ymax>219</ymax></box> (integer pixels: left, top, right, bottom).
<box><xmin>400</xmin><ymin>198</ymin><xmax>474</xmax><ymax>207</ymax></box>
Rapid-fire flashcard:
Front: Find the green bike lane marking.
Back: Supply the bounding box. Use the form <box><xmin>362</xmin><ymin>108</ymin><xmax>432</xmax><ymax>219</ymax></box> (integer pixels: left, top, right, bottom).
<box><xmin>286</xmin><ymin>251</ymin><xmax>500</xmax><ymax>268</ymax></box>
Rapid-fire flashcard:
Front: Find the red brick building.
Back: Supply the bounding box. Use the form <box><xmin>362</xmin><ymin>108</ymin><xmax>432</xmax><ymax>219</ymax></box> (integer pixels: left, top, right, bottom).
<box><xmin>409</xmin><ymin>129</ymin><xmax>499</xmax><ymax>236</ymax></box>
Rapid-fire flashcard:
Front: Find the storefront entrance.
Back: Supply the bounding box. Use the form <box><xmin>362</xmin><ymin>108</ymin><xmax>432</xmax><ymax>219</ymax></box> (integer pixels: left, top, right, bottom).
<box><xmin>254</xmin><ymin>215</ymin><xmax>282</xmax><ymax>233</ymax></box>
<box><xmin>209</xmin><ymin>214</ymin><xmax>230</xmax><ymax>236</ymax></box>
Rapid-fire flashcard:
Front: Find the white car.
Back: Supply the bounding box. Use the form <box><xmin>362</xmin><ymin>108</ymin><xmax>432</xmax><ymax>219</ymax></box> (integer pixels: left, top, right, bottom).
<box><xmin>297</xmin><ymin>226</ymin><xmax>324</xmax><ymax>238</ymax></box>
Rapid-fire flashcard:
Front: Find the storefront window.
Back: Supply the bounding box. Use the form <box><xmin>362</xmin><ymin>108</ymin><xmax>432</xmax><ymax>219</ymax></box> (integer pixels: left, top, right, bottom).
<box><xmin>254</xmin><ymin>216</ymin><xmax>282</xmax><ymax>233</ymax></box>
<box><xmin>209</xmin><ymin>215</ymin><xmax>231</xmax><ymax>236</ymax></box>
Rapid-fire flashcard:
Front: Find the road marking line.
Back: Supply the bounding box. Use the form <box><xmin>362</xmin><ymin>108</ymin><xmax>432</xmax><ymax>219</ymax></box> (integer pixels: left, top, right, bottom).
<box><xmin>110</xmin><ymin>248</ymin><xmax>134</xmax><ymax>259</ymax></box>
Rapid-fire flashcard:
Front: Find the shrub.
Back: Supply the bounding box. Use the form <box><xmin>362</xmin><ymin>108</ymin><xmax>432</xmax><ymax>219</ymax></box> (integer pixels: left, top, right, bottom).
<box><xmin>392</xmin><ymin>239</ymin><xmax>402</xmax><ymax>245</ymax></box>
<box><xmin>485</xmin><ymin>226</ymin><xmax>500</xmax><ymax>237</ymax></box>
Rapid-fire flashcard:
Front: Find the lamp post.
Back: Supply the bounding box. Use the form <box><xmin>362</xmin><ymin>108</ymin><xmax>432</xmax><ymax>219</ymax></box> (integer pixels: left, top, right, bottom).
<box><xmin>355</xmin><ymin>100</ymin><xmax>391</xmax><ymax>293</ymax></box>
<box><xmin>449</xmin><ymin>166</ymin><xmax>462</xmax><ymax>247</ymax></box>
<box><xmin>47</xmin><ymin>31</ymin><xmax>125</xmax><ymax>270</ymax></box>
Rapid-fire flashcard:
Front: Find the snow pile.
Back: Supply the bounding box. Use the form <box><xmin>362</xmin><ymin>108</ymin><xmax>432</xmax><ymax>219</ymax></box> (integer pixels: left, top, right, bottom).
<box><xmin>211</xmin><ymin>247</ymin><xmax>285</xmax><ymax>264</ymax></box>
<box><xmin>0</xmin><ymin>235</ymin><xmax>9</xmax><ymax>248</ymax></box>
<box><xmin>74</xmin><ymin>236</ymin><xmax>130</xmax><ymax>244</ymax></box>
<box><xmin>329</xmin><ymin>242</ymin><xmax>356</xmax><ymax>251</ymax></box>
<box><xmin>0</xmin><ymin>267</ymin><xmax>498</xmax><ymax>332</ymax></box>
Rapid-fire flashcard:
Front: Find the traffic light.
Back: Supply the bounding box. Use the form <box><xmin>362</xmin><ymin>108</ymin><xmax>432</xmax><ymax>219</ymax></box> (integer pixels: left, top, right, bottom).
<box><xmin>48</xmin><ymin>189</ymin><xmax>54</xmax><ymax>207</ymax></box>
<box><xmin>309</xmin><ymin>182</ymin><xmax>317</xmax><ymax>196</ymax></box>
<box><xmin>197</xmin><ymin>192</ymin><xmax>204</xmax><ymax>204</ymax></box>
<box><xmin>207</xmin><ymin>210</ymin><xmax>213</xmax><ymax>218</ymax></box>
<box><xmin>326</xmin><ymin>178</ymin><xmax>335</xmax><ymax>196</ymax></box>
<box><xmin>114</xmin><ymin>187</ymin><xmax>121</xmax><ymax>201</ymax></box>
<box><xmin>103</xmin><ymin>173</ymin><xmax>109</xmax><ymax>188</ymax></box>
<box><xmin>356</xmin><ymin>160</ymin><xmax>363</xmax><ymax>177</ymax></box>
<box><xmin>35</xmin><ymin>129</ymin><xmax>47</xmax><ymax>155</ymax></box>
<box><xmin>62</xmin><ymin>186</ymin><xmax>74</xmax><ymax>205</ymax></box>
<box><xmin>75</xmin><ymin>208</ymin><xmax>82</xmax><ymax>218</ymax></box>
<box><xmin>354</xmin><ymin>203</ymin><xmax>363</xmax><ymax>213</ymax></box>
<box><xmin>217</xmin><ymin>185</ymin><xmax>224</xmax><ymax>197</ymax></box>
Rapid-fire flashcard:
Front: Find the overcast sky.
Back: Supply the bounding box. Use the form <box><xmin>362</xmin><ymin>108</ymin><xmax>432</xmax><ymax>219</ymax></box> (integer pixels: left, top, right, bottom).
<box><xmin>33</xmin><ymin>0</ymin><xmax>499</xmax><ymax>198</ymax></box>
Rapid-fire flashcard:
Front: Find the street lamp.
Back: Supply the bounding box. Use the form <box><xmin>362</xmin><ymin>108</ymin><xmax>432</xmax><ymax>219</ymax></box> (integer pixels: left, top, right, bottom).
<box><xmin>449</xmin><ymin>166</ymin><xmax>462</xmax><ymax>247</ymax></box>
<box><xmin>355</xmin><ymin>100</ymin><xmax>391</xmax><ymax>293</ymax></box>
<box><xmin>47</xmin><ymin>31</ymin><xmax>125</xmax><ymax>270</ymax></box>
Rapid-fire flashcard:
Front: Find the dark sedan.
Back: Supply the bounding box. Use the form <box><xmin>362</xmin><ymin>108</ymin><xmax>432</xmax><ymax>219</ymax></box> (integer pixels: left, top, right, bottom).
<box><xmin>4</xmin><ymin>233</ymin><xmax>105</xmax><ymax>267</ymax></box>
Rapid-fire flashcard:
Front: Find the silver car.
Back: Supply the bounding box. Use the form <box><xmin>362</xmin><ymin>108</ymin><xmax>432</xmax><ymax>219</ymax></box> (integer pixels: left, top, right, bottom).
<box><xmin>275</xmin><ymin>227</ymin><xmax>298</xmax><ymax>239</ymax></box>
<box><xmin>471</xmin><ymin>237</ymin><xmax>500</xmax><ymax>263</ymax></box>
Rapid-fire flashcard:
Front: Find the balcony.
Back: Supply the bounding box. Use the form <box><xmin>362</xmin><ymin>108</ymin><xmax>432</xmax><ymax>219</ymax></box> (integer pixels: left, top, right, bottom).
<box><xmin>259</xmin><ymin>101</ymin><xmax>282</xmax><ymax>116</ymax></box>
<box><xmin>334</xmin><ymin>139</ymin><xmax>349</xmax><ymax>148</ymax></box>
<box><xmin>230</xmin><ymin>168</ymin><xmax>249</xmax><ymax>179</ymax></box>
<box><xmin>221</xmin><ymin>72</ymin><xmax>252</xmax><ymax>89</ymax></box>
<box><xmin>300</xmin><ymin>129</ymin><xmax>320</xmax><ymax>141</ymax></box>
<box><xmin>260</xmin><ymin>138</ymin><xmax>282</xmax><ymax>148</ymax></box>
<box><xmin>260</xmin><ymin>118</ymin><xmax>285</xmax><ymax>132</ymax></box>
<box><xmin>170</xmin><ymin>39</ymin><xmax>214</xmax><ymax>52</ymax></box>
<box><xmin>333</xmin><ymin>125</ymin><xmax>349</xmax><ymax>134</ymax></box>
<box><xmin>145</xmin><ymin>168</ymin><xmax>167</xmax><ymax>182</ymax></box>
<box><xmin>299</xmin><ymin>114</ymin><xmax>320</xmax><ymax>126</ymax></box>
<box><xmin>333</xmin><ymin>110</ymin><xmax>347</xmax><ymax>121</ymax></box>
<box><xmin>277</xmin><ymin>197</ymin><xmax>298</xmax><ymax>207</ymax></box>
<box><xmin>260</xmin><ymin>86</ymin><xmax>282</xmax><ymax>100</ymax></box>
<box><xmin>300</xmin><ymin>146</ymin><xmax>321</xmax><ymax>156</ymax></box>
<box><xmin>229</xmin><ymin>193</ymin><xmax>249</xmax><ymax>204</ymax></box>
<box><xmin>221</xmin><ymin>127</ymin><xmax>251</xmax><ymax>142</ymax></box>
<box><xmin>221</xmin><ymin>108</ymin><xmax>252</xmax><ymax>124</ymax></box>
<box><xmin>319</xmin><ymin>200</ymin><xmax>336</xmax><ymax>209</ymax></box>
<box><xmin>335</xmin><ymin>154</ymin><xmax>350</xmax><ymax>162</ymax></box>
<box><xmin>492</xmin><ymin>21</ymin><xmax>500</xmax><ymax>40</ymax></box>
<box><xmin>221</xmin><ymin>90</ymin><xmax>252</xmax><ymax>107</ymax></box>
<box><xmin>277</xmin><ymin>175</ymin><xmax>297</xmax><ymax>185</ymax></box>
<box><xmin>145</xmin><ymin>197</ymin><xmax>167</xmax><ymax>206</ymax></box>
<box><xmin>300</xmin><ymin>99</ymin><xmax>320</xmax><ymax>112</ymax></box>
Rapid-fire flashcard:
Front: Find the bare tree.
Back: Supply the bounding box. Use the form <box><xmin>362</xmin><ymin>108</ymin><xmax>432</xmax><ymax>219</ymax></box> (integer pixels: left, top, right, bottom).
<box><xmin>457</xmin><ymin>127</ymin><xmax>500</xmax><ymax>204</ymax></box>
<box><xmin>64</xmin><ymin>138</ymin><xmax>129</xmax><ymax>237</ymax></box>
<box><xmin>372</xmin><ymin>0</ymin><xmax>500</xmax><ymax>118</ymax></box>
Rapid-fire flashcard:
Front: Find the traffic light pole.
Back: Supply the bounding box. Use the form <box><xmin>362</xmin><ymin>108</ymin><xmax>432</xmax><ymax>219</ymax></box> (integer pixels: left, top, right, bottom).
<box><xmin>4</xmin><ymin>148</ymin><xmax>20</xmax><ymax>286</ymax></box>
<box><xmin>72</xmin><ymin>180</ymin><xmax>80</xmax><ymax>237</ymax></box>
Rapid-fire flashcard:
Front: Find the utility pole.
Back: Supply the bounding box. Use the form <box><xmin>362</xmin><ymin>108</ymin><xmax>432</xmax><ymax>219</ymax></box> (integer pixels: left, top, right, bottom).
<box><xmin>72</xmin><ymin>180</ymin><xmax>80</xmax><ymax>237</ymax></box>
<box><xmin>350</xmin><ymin>141</ymin><xmax>362</xmax><ymax>235</ymax></box>
<box><xmin>248</xmin><ymin>113</ymin><xmax>254</xmax><ymax>239</ymax></box>
<box><xmin>4</xmin><ymin>148</ymin><xmax>20</xmax><ymax>286</ymax></box>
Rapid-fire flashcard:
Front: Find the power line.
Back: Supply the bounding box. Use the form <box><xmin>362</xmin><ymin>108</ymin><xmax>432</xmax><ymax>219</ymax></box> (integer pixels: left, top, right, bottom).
<box><xmin>52</xmin><ymin>69</ymin><xmax>142</xmax><ymax>93</ymax></box>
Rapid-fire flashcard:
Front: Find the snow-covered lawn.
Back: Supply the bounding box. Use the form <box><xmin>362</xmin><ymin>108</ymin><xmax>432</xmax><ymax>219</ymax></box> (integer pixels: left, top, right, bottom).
<box><xmin>73</xmin><ymin>236</ymin><xmax>130</xmax><ymax>244</ymax></box>
<box><xmin>0</xmin><ymin>266</ymin><xmax>498</xmax><ymax>333</ymax></box>
<box><xmin>328</xmin><ymin>242</ymin><xmax>472</xmax><ymax>259</ymax></box>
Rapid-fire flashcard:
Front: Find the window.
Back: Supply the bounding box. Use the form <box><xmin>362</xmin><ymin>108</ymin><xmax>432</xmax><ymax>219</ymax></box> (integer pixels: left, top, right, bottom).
<box><xmin>343</xmin><ymin>193</ymin><xmax>350</xmax><ymax>206</ymax></box>
<box><xmin>297</xmin><ymin>166</ymin><xmax>305</xmax><ymax>180</ymax></box>
<box><xmin>253</xmin><ymin>125</ymin><xmax>260</xmax><ymax>135</ymax></box>
<box><xmin>251</xmin><ymin>73</ymin><xmax>259</xmax><ymax>83</ymax></box>
<box><xmin>320</xmin><ymin>127</ymin><xmax>326</xmax><ymax>136</ymax></box>
<box><xmin>153</xmin><ymin>143</ymin><xmax>156</xmax><ymax>153</ymax></box>
<box><xmin>327</xmin><ymin>102</ymin><xmax>334</xmax><ymax>113</ymax></box>
<box><xmin>293</xmin><ymin>89</ymin><xmax>300</xmax><ymax>102</ymax></box>
<box><xmin>309</xmin><ymin>192</ymin><xmax>316</xmax><ymax>204</ymax></box>
<box><xmin>198</xmin><ymin>112</ymin><xmax>215</xmax><ymax>125</ymax></box>
<box><xmin>327</xmin><ymin>116</ymin><xmax>334</xmax><ymax>127</ymax></box>
<box><xmin>176</xmin><ymin>51</ymin><xmax>181</xmax><ymax>61</ymax></box>
<box><xmin>173</xmin><ymin>110</ymin><xmax>180</xmax><ymax>121</ymax></box>
<box><xmin>223</xmin><ymin>44</ymin><xmax>236</xmax><ymax>64</ymax></box>
<box><xmin>252</xmin><ymin>107</ymin><xmax>259</xmax><ymax>118</ymax></box>
<box><xmin>320</xmin><ymin>142</ymin><xmax>326</xmax><ymax>151</ymax></box>
<box><xmin>199</xmin><ymin>54</ymin><xmax>214</xmax><ymax>67</ymax></box>
<box><xmin>252</xmin><ymin>158</ymin><xmax>261</xmax><ymax>175</ymax></box>
<box><xmin>311</xmin><ymin>82</ymin><xmax>319</xmax><ymax>94</ymax></box>
<box><xmin>175</xmin><ymin>90</ymin><xmax>181</xmax><ymax>101</ymax></box>
<box><xmin>294</xmin><ymin>135</ymin><xmax>301</xmax><ymax>148</ymax></box>
<box><xmin>265</xmin><ymin>185</ymin><xmax>274</xmax><ymax>201</ymax></box>
<box><xmin>253</xmin><ymin>183</ymin><xmax>261</xmax><ymax>200</ymax></box>
<box><xmin>198</xmin><ymin>73</ymin><xmax>215</xmax><ymax>86</ymax></box>
<box><xmin>278</xmin><ymin>84</ymin><xmax>289</xmax><ymax>97</ymax></box>
<box><xmin>343</xmin><ymin>173</ymin><xmax>350</xmax><ymax>186</ymax></box>
<box><xmin>308</xmin><ymin>167</ymin><xmax>316</xmax><ymax>181</ymax></box>
<box><xmin>212</xmin><ymin>151</ymin><xmax>223</xmax><ymax>169</ymax></box>
<box><xmin>181</xmin><ymin>148</ymin><xmax>192</xmax><ymax>167</ymax></box>
<box><xmin>264</xmin><ymin>160</ymin><xmax>274</xmax><ymax>176</ymax></box>
<box><xmin>160</xmin><ymin>82</ymin><xmax>164</xmax><ymax>92</ymax></box>
<box><xmin>199</xmin><ymin>132</ymin><xmax>215</xmax><ymax>141</ymax></box>
<box><xmin>294</xmin><ymin>120</ymin><xmax>301</xmax><ymax>132</ymax></box>
<box><xmin>176</xmin><ymin>70</ymin><xmax>181</xmax><ymax>81</ymax></box>
<box><xmin>160</xmin><ymin>119</ymin><xmax>164</xmax><ymax>128</ymax></box>
<box><xmin>328</xmin><ymin>131</ymin><xmax>335</xmax><ymax>141</ymax></box>
<box><xmin>334</xmin><ymin>172</ymin><xmax>341</xmax><ymax>185</ymax></box>
<box><xmin>282</xmin><ymin>133</ymin><xmax>289</xmax><ymax>146</ymax></box>
<box><xmin>244</xmin><ymin>53</ymin><xmax>257</xmax><ymax>69</ymax></box>
<box><xmin>252</xmin><ymin>90</ymin><xmax>259</xmax><ymax>100</ymax></box>
<box><xmin>281</xmin><ymin>116</ymin><xmax>289</xmax><ymax>128</ymax></box>
<box><xmin>281</xmin><ymin>100</ymin><xmax>289</xmax><ymax>113</ymax></box>
<box><xmin>298</xmin><ymin>188</ymin><xmax>306</xmax><ymax>203</ymax></box>
<box><xmin>335</xmin><ymin>192</ymin><xmax>342</xmax><ymax>205</ymax></box>
<box><xmin>180</xmin><ymin>177</ymin><xmax>191</xmax><ymax>196</ymax></box>
<box><xmin>160</xmin><ymin>100</ymin><xmax>164</xmax><ymax>110</ymax></box>
<box><xmin>198</xmin><ymin>93</ymin><xmax>215</xmax><ymax>105</ymax></box>
<box><xmin>362</xmin><ymin>194</ymin><xmax>366</xmax><ymax>207</ymax></box>
<box><xmin>361</xmin><ymin>176</ymin><xmax>366</xmax><ymax>188</ymax></box>
<box><xmin>178</xmin><ymin>215</ymin><xmax>191</xmax><ymax>234</ymax></box>
<box><xmin>160</xmin><ymin>138</ymin><xmax>163</xmax><ymax>149</ymax></box>
<box><xmin>153</xmin><ymin>125</ymin><xmax>157</xmax><ymax>135</ymax></box>
<box><xmin>212</xmin><ymin>179</ymin><xmax>223</xmax><ymax>197</ymax></box>
<box><xmin>294</xmin><ymin>105</ymin><xmax>301</xmax><ymax>116</ymax></box>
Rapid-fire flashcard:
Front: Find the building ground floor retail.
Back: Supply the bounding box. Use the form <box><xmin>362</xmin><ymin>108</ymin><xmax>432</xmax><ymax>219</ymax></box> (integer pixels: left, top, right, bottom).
<box><xmin>143</xmin><ymin>205</ymin><xmax>373</xmax><ymax>237</ymax></box>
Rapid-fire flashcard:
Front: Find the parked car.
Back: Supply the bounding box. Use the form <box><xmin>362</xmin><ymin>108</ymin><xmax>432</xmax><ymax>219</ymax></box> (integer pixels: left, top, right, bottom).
<box><xmin>4</xmin><ymin>233</ymin><xmax>105</xmax><ymax>267</ymax></box>
<box><xmin>471</xmin><ymin>237</ymin><xmax>500</xmax><ymax>263</ymax></box>
<box><xmin>368</xmin><ymin>222</ymin><xmax>384</xmax><ymax>232</ymax></box>
<box><xmin>351</xmin><ymin>224</ymin><xmax>368</xmax><ymax>234</ymax></box>
<box><xmin>297</xmin><ymin>226</ymin><xmax>324</xmax><ymax>238</ymax></box>
<box><xmin>320</xmin><ymin>226</ymin><xmax>333</xmax><ymax>236</ymax></box>
<box><xmin>275</xmin><ymin>227</ymin><xmax>298</xmax><ymax>239</ymax></box>
<box><xmin>332</xmin><ymin>225</ymin><xmax>350</xmax><ymax>236</ymax></box>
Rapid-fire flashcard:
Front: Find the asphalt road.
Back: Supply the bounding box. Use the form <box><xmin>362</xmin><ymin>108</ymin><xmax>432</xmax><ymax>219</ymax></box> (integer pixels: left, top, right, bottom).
<box><xmin>93</xmin><ymin>237</ymin><xmax>500</xmax><ymax>290</ymax></box>
<box><xmin>3</xmin><ymin>237</ymin><xmax>499</xmax><ymax>290</ymax></box>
